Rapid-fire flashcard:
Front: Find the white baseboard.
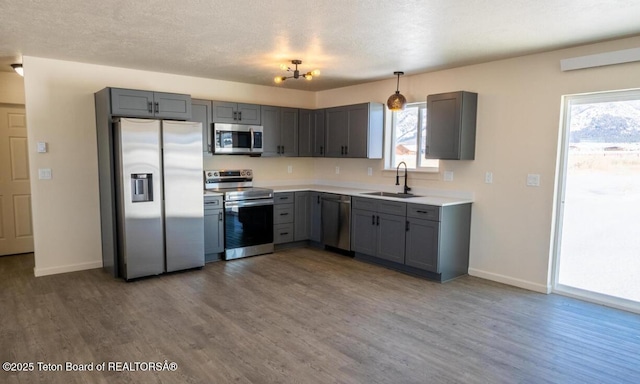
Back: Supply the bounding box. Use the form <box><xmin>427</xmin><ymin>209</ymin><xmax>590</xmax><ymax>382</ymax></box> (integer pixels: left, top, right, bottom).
<box><xmin>34</xmin><ymin>260</ymin><xmax>102</xmax><ymax>277</ymax></box>
<box><xmin>468</xmin><ymin>268</ymin><xmax>551</xmax><ymax>294</ymax></box>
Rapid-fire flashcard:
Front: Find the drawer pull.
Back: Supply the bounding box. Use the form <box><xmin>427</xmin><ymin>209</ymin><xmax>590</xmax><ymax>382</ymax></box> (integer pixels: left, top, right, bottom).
<box><xmin>280</xmin><ymin>212</ymin><xmax>289</xmax><ymax>216</ymax></box>
<box><xmin>280</xmin><ymin>232</ymin><xmax>289</xmax><ymax>236</ymax></box>
<box><xmin>416</xmin><ymin>210</ymin><xmax>429</xmax><ymax>214</ymax></box>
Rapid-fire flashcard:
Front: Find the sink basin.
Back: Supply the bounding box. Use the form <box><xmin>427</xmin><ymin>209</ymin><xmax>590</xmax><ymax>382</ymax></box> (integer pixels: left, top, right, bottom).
<box><xmin>361</xmin><ymin>191</ymin><xmax>421</xmax><ymax>199</ymax></box>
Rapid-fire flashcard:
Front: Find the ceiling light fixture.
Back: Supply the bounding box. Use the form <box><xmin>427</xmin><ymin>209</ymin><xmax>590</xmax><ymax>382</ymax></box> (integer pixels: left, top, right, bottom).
<box><xmin>11</xmin><ymin>63</ymin><xmax>24</xmax><ymax>77</ymax></box>
<box><xmin>387</xmin><ymin>71</ymin><xmax>407</xmax><ymax>111</ymax></box>
<box><xmin>274</xmin><ymin>60</ymin><xmax>320</xmax><ymax>84</ymax></box>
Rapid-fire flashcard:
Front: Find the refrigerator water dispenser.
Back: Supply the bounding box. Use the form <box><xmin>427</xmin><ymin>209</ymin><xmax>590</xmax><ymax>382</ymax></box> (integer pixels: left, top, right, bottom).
<box><xmin>131</xmin><ymin>173</ymin><xmax>153</xmax><ymax>202</ymax></box>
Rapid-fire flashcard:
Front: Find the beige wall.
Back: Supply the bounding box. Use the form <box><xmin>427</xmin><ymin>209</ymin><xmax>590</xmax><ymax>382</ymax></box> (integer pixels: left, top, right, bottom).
<box><xmin>21</xmin><ymin>35</ymin><xmax>640</xmax><ymax>291</ymax></box>
<box><xmin>0</xmin><ymin>71</ymin><xmax>25</xmax><ymax>104</ymax></box>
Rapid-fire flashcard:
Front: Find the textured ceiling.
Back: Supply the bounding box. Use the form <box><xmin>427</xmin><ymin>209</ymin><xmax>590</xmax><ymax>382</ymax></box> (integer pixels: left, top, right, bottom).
<box><xmin>1</xmin><ymin>0</ymin><xmax>640</xmax><ymax>91</ymax></box>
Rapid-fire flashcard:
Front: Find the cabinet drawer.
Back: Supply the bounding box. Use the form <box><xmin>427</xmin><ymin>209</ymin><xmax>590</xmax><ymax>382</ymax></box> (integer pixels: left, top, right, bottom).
<box><xmin>274</xmin><ymin>204</ymin><xmax>294</xmax><ymax>224</ymax></box>
<box><xmin>352</xmin><ymin>197</ymin><xmax>377</xmax><ymax>212</ymax></box>
<box><xmin>407</xmin><ymin>204</ymin><xmax>440</xmax><ymax>221</ymax></box>
<box><xmin>203</xmin><ymin>195</ymin><xmax>223</xmax><ymax>210</ymax></box>
<box><xmin>274</xmin><ymin>223</ymin><xmax>294</xmax><ymax>244</ymax></box>
<box><xmin>274</xmin><ymin>192</ymin><xmax>294</xmax><ymax>205</ymax></box>
<box><xmin>352</xmin><ymin>197</ymin><xmax>406</xmax><ymax>215</ymax></box>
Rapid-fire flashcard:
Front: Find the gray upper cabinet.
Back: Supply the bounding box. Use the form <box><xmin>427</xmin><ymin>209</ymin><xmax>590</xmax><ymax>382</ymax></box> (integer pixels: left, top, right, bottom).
<box><xmin>192</xmin><ymin>99</ymin><xmax>212</xmax><ymax>155</ymax></box>
<box><xmin>211</xmin><ymin>101</ymin><xmax>261</xmax><ymax>125</ymax></box>
<box><xmin>262</xmin><ymin>106</ymin><xmax>298</xmax><ymax>157</ymax></box>
<box><xmin>298</xmin><ymin>109</ymin><xmax>326</xmax><ymax>157</ymax></box>
<box><xmin>110</xmin><ymin>88</ymin><xmax>192</xmax><ymax>120</ymax></box>
<box><xmin>425</xmin><ymin>91</ymin><xmax>477</xmax><ymax>160</ymax></box>
<box><xmin>325</xmin><ymin>103</ymin><xmax>383</xmax><ymax>158</ymax></box>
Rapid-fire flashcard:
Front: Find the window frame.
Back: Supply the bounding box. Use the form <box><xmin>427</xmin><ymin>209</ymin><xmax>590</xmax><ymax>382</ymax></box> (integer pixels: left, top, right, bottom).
<box><xmin>384</xmin><ymin>102</ymin><xmax>439</xmax><ymax>172</ymax></box>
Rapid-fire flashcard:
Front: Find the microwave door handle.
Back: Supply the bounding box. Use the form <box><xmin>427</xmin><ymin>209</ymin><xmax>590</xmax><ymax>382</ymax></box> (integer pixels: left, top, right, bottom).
<box><xmin>250</xmin><ymin>128</ymin><xmax>254</xmax><ymax>151</ymax></box>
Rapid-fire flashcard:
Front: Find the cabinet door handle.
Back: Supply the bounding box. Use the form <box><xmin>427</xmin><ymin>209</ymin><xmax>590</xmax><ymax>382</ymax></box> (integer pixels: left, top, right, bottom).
<box><xmin>317</xmin><ymin>196</ymin><xmax>320</xmax><ymax>204</ymax></box>
<box><xmin>376</xmin><ymin>215</ymin><xmax>380</xmax><ymax>226</ymax></box>
<box><xmin>371</xmin><ymin>215</ymin><xmax>375</xmax><ymax>225</ymax></box>
<box><xmin>147</xmin><ymin>102</ymin><xmax>153</xmax><ymax>113</ymax></box>
<box><xmin>406</xmin><ymin>221</ymin><xmax>410</xmax><ymax>231</ymax></box>
<box><xmin>233</xmin><ymin>111</ymin><xmax>237</xmax><ymax>120</ymax></box>
<box><xmin>425</xmin><ymin>145</ymin><xmax>430</xmax><ymax>154</ymax></box>
<box><xmin>320</xmin><ymin>146</ymin><xmax>324</xmax><ymax>155</ymax></box>
<box><xmin>345</xmin><ymin>145</ymin><xmax>348</xmax><ymax>155</ymax></box>
<box><xmin>238</xmin><ymin>111</ymin><xmax>242</xmax><ymax>121</ymax></box>
<box><xmin>154</xmin><ymin>102</ymin><xmax>159</xmax><ymax>113</ymax></box>
<box><xmin>218</xmin><ymin>211</ymin><xmax>223</xmax><ymax>221</ymax></box>
<box><xmin>281</xmin><ymin>145</ymin><xmax>285</xmax><ymax>154</ymax></box>
<box><xmin>340</xmin><ymin>146</ymin><xmax>344</xmax><ymax>155</ymax></box>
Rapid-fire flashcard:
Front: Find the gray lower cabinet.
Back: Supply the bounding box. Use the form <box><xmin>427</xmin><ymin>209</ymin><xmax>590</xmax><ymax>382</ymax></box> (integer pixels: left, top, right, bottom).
<box><xmin>294</xmin><ymin>192</ymin><xmax>310</xmax><ymax>241</ymax></box>
<box><xmin>274</xmin><ymin>192</ymin><xmax>295</xmax><ymax>244</ymax></box>
<box><xmin>211</xmin><ymin>101</ymin><xmax>261</xmax><ymax>124</ymax></box>
<box><xmin>298</xmin><ymin>109</ymin><xmax>326</xmax><ymax>157</ymax></box>
<box><xmin>425</xmin><ymin>91</ymin><xmax>477</xmax><ymax>160</ymax></box>
<box><xmin>351</xmin><ymin>197</ymin><xmax>406</xmax><ymax>263</ymax></box>
<box><xmin>192</xmin><ymin>99</ymin><xmax>212</xmax><ymax>155</ymax></box>
<box><xmin>109</xmin><ymin>88</ymin><xmax>192</xmax><ymax>120</ymax></box>
<box><xmin>204</xmin><ymin>195</ymin><xmax>224</xmax><ymax>262</ymax></box>
<box><xmin>309</xmin><ymin>192</ymin><xmax>322</xmax><ymax>242</ymax></box>
<box><xmin>324</xmin><ymin>103</ymin><xmax>383</xmax><ymax>159</ymax></box>
<box><xmin>405</xmin><ymin>217</ymin><xmax>439</xmax><ymax>272</ymax></box>
<box><xmin>262</xmin><ymin>106</ymin><xmax>299</xmax><ymax>156</ymax></box>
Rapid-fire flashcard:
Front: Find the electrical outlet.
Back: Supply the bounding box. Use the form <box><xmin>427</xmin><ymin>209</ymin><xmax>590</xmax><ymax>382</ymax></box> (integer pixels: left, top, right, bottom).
<box><xmin>335</xmin><ymin>166</ymin><xmax>340</xmax><ymax>174</ymax></box>
<box><xmin>485</xmin><ymin>172</ymin><xmax>493</xmax><ymax>184</ymax></box>
<box><xmin>367</xmin><ymin>167</ymin><xmax>373</xmax><ymax>176</ymax></box>
<box><xmin>444</xmin><ymin>171</ymin><xmax>454</xmax><ymax>182</ymax></box>
<box><xmin>287</xmin><ymin>165</ymin><xmax>292</xmax><ymax>174</ymax></box>
<box><xmin>38</xmin><ymin>168</ymin><xmax>52</xmax><ymax>180</ymax></box>
<box><xmin>527</xmin><ymin>173</ymin><xmax>540</xmax><ymax>187</ymax></box>
<box><xmin>37</xmin><ymin>142</ymin><xmax>48</xmax><ymax>153</ymax></box>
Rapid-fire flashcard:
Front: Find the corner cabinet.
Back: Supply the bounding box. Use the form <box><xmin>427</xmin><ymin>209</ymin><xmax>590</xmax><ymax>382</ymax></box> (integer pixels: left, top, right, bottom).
<box><xmin>325</xmin><ymin>103</ymin><xmax>383</xmax><ymax>159</ymax></box>
<box><xmin>192</xmin><ymin>99</ymin><xmax>212</xmax><ymax>155</ymax></box>
<box><xmin>262</xmin><ymin>106</ymin><xmax>299</xmax><ymax>157</ymax></box>
<box><xmin>298</xmin><ymin>109</ymin><xmax>326</xmax><ymax>157</ymax></box>
<box><xmin>109</xmin><ymin>88</ymin><xmax>192</xmax><ymax>120</ymax></box>
<box><xmin>425</xmin><ymin>91</ymin><xmax>477</xmax><ymax>160</ymax></box>
<box><xmin>211</xmin><ymin>101</ymin><xmax>261</xmax><ymax>125</ymax></box>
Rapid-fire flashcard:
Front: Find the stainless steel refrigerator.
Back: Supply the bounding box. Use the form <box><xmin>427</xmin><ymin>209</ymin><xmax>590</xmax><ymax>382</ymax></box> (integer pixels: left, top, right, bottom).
<box><xmin>113</xmin><ymin>118</ymin><xmax>204</xmax><ymax>280</ymax></box>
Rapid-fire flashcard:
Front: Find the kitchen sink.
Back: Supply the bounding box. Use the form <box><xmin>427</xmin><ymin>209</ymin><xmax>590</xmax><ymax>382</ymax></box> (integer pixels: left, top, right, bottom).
<box><xmin>361</xmin><ymin>191</ymin><xmax>421</xmax><ymax>199</ymax></box>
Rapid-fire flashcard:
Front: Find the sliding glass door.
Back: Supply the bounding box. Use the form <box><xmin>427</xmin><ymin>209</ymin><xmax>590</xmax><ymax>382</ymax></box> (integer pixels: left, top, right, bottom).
<box><xmin>553</xmin><ymin>89</ymin><xmax>640</xmax><ymax>313</ymax></box>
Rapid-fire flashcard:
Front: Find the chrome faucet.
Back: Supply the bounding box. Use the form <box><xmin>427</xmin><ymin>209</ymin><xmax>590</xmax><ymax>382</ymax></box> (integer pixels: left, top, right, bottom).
<box><xmin>396</xmin><ymin>161</ymin><xmax>411</xmax><ymax>195</ymax></box>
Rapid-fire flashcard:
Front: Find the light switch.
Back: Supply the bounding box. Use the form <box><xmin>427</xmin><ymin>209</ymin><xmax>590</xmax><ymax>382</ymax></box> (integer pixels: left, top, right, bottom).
<box><xmin>287</xmin><ymin>165</ymin><xmax>292</xmax><ymax>174</ymax></box>
<box><xmin>444</xmin><ymin>171</ymin><xmax>454</xmax><ymax>182</ymax></box>
<box><xmin>367</xmin><ymin>167</ymin><xmax>373</xmax><ymax>176</ymax></box>
<box><xmin>38</xmin><ymin>168</ymin><xmax>52</xmax><ymax>180</ymax></box>
<box><xmin>335</xmin><ymin>166</ymin><xmax>340</xmax><ymax>175</ymax></box>
<box><xmin>527</xmin><ymin>173</ymin><xmax>540</xmax><ymax>187</ymax></box>
<box><xmin>37</xmin><ymin>142</ymin><xmax>48</xmax><ymax>153</ymax></box>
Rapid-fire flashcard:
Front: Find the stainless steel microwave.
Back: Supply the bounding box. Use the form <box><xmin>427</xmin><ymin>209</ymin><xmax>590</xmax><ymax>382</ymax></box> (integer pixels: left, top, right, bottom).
<box><xmin>212</xmin><ymin>123</ymin><xmax>263</xmax><ymax>155</ymax></box>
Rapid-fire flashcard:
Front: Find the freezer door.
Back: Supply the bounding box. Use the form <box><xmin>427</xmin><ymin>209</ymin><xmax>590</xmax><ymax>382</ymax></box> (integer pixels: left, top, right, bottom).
<box><xmin>115</xmin><ymin>118</ymin><xmax>165</xmax><ymax>279</ymax></box>
<box><xmin>163</xmin><ymin>120</ymin><xmax>205</xmax><ymax>272</ymax></box>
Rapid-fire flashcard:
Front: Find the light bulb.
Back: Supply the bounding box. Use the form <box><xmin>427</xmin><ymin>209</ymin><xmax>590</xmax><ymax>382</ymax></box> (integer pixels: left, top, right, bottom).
<box><xmin>280</xmin><ymin>64</ymin><xmax>288</xmax><ymax>71</ymax></box>
<box><xmin>274</xmin><ymin>76</ymin><xmax>284</xmax><ymax>84</ymax></box>
<box><xmin>311</xmin><ymin>69</ymin><xmax>320</xmax><ymax>77</ymax></box>
<box><xmin>304</xmin><ymin>73</ymin><xmax>313</xmax><ymax>80</ymax></box>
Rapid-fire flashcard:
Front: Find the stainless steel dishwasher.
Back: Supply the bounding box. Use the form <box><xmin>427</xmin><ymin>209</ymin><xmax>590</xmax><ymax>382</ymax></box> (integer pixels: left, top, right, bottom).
<box><xmin>321</xmin><ymin>194</ymin><xmax>351</xmax><ymax>251</ymax></box>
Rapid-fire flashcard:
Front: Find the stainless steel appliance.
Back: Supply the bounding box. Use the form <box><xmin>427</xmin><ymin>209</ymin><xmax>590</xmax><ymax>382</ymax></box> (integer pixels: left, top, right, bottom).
<box><xmin>321</xmin><ymin>194</ymin><xmax>351</xmax><ymax>251</ymax></box>
<box><xmin>212</xmin><ymin>123</ymin><xmax>263</xmax><ymax>155</ymax></box>
<box><xmin>113</xmin><ymin>118</ymin><xmax>204</xmax><ymax>280</ymax></box>
<box><xmin>204</xmin><ymin>169</ymin><xmax>274</xmax><ymax>260</ymax></box>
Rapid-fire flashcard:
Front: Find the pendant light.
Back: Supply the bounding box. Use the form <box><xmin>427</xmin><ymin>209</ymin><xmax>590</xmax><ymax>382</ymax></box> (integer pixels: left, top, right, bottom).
<box><xmin>387</xmin><ymin>71</ymin><xmax>406</xmax><ymax>111</ymax></box>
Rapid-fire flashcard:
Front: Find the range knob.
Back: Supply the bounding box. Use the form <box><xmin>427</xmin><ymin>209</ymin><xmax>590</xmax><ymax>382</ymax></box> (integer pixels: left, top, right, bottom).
<box><xmin>213</xmin><ymin>172</ymin><xmax>219</xmax><ymax>177</ymax></box>
<box><xmin>241</xmin><ymin>170</ymin><xmax>247</xmax><ymax>176</ymax></box>
<box><xmin>246</xmin><ymin>170</ymin><xmax>252</xmax><ymax>177</ymax></box>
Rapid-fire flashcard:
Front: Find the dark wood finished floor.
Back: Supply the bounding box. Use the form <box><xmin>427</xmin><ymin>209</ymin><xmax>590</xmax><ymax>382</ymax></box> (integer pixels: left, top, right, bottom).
<box><xmin>1</xmin><ymin>249</ymin><xmax>639</xmax><ymax>384</ymax></box>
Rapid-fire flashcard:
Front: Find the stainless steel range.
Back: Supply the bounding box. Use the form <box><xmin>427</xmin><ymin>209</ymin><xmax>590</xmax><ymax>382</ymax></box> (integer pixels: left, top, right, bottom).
<box><xmin>204</xmin><ymin>169</ymin><xmax>274</xmax><ymax>260</ymax></box>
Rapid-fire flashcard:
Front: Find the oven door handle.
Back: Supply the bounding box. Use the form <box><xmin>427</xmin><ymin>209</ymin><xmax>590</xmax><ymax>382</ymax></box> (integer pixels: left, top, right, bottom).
<box><xmin>225</xmin><ymin>199</ymin><xmax>274</xmax><ymax>208</ymax></box>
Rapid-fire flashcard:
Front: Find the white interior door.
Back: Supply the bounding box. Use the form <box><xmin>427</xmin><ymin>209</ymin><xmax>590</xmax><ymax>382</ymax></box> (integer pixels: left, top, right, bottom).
<box><xmin>0</xmin><ymin>105</ymin><xmax>34</xmax><ymax>256</ymax></box>
<box><xmin>553</xmin><ymin>90</ymin><xmax>640</xmax><ymax>313</ymax></box>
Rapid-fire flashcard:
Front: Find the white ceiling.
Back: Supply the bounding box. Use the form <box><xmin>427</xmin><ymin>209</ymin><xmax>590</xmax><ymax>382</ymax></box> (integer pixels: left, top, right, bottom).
<box><xmin>2</xmin><ymin>0</ymin><xmax>640</xmax><ymax>91</ymax></box>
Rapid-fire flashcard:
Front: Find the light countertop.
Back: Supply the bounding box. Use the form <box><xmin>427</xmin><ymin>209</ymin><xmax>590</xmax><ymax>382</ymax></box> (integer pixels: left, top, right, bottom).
<box><xmin>264</xmin><ymin>184</ymin><xmax>473</xmax><ymax>207</ymax></box>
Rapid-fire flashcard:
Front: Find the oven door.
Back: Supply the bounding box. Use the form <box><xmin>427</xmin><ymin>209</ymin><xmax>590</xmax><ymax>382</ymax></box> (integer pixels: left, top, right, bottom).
<box><xmin>213</xmin><ymin>124</ymin><xmax>263</xmax><ymax>155</ymax></box>
<box><xmin>224</xmin><ymin>199</ymin><xmax>274</xmax><ymax>259</ymax></box>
